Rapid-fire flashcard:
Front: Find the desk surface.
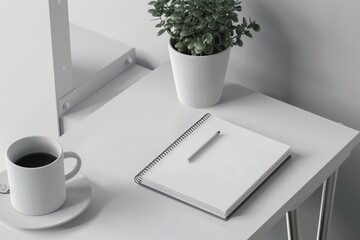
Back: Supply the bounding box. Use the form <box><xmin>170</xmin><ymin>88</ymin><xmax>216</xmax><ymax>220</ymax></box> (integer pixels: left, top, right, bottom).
<box><xmin>2</xmin><ymin>62</ymin><xmax>359</xmax><ymax>240</ymax></box>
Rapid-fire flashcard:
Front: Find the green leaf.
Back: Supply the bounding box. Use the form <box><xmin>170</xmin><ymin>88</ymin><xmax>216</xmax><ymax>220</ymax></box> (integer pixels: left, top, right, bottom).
<box><xmin>180</xmin><ymin>29</ymin><xmax>191</xmax><ymax>37</ymax></box>
<box><xmin>188</xmin><ymin>39</ymin><xmax>196</xmax><ymax>49</ymax></box>
<box><xmin>164</xmin><ymin>23</ymin><xmax>172</xmax><ymax>29</ymax></box>
<box><xmin>184</xmin><ymin>15</ymin><xmax>192</xmax><ymax>23</ymax></box>
<box><xmin>148</xmin><ymin>1</ymin><xmax>157</xmax><ymax>5</ymax></box>
<box><xmin>193</xmin><ymin>11</ymin><xmax>202</xmax><ymax>18</ymax></box>
<box><xmin>194</xmin><ymin>41</ymin><xmax>205</xmax><ymax>51</ymax></box>
<box><xmin>203</xmin><ymin>45</ymin><xmax>214</xmax><ymax>55</ymax></box>
<box><xmin>171</xmin><ymin>12</ymin><xmax>182</xmax><ymax>20</ymax></box>
<box><xmin>184</xmin><ymin>37</ymin><xmax>194</xmax><ymax>43</ymax></box>
<box><xmin>175</xmin><ymin>41</ymin><xmax>186</xmax><ymax>50</ymax></box>
<box><xmin>155</xmin><ymin>21</ymin><xmax>164</xmax><ymax>28</ymax></box>
<box><xmin>212</xmin><ymin>12</ymin><xmax>219</xmax><ymax>19</ymax></box>
<box><xmin>194</xmin><ymin>48</ymin><xmax>202</xmax><ymax>54</ymax></box>
<box><xmin>208</xmin><ymin>21</ymin><xmax>216</xmax><ymax>28</ymax></box>
<box><xmin>195</xmin><ymin>21</ymin><xmax>205</xmax><ymax>30</ymax></box>
<box><xmin>194</xmin><ymin>0</ymin><xmax>202</xmax><ymax>5</ymax></box>
<box><xmin>225</xmin><ymin>32</ymin><xmax>230</xmax><ymax>41</ymax></box>
<box><xmin>206</xmin><ymin>15</ymin><xmax>213</xmax><ymax>22</ymax></box>
<box><xmin>253</xmin><ymin>24</ymin><xmax>260</xmax><ymax>32</ymax></box>
<box><xmin>235</xmin><ymin>5</ymin><xmax>242</xmax><ymax>11</ymax></box>
<box><xmin>237</xmin><ymin>37</ymin><xmax>243</xmax><ymax>47</ymax></box>
<box><xmin>205</xmin><ymin>5</ymin><xmax>214</xmax><ymax>13</ymax></box>
<box><xmin>202</xmin><ymin>33</ymin><xmax>213</xmax><ymax>44</ymax></box>
<box><xmin>150</xmin><ymin>11</ymin><xmax>161</xmax><ymax>17</ymax></box>
<box><xmin>215</xmin><ymin>45</ymin><xmax>223</xmax><ymax>52</ymax></box>
<box><xmin>148</xmin><ymin>9</ymin><xmax>157</xmax><ymax>15</ymax></box>
<box><xmin>231</xmin><ymin>13</ymin><xmax>238</xmax><ymax>22</ymax></box>
<box><xmin>157</xmin><ymin>29</ymin><xmax>166</xmax><ymax>36</ymax></box>
<box><xmin>242</xmin><ymin>17</ymin><xmax>247</xmax><ymax>26</ymax></box>
<box><xmin>218</xmin><ymin>17</ymin><xmax>226</xmax><ymax>24</ymax></box>
<box><xmin>244</xmin><ymin>31</ymin><xmax>253</xmax><ymax>38</ymax></box>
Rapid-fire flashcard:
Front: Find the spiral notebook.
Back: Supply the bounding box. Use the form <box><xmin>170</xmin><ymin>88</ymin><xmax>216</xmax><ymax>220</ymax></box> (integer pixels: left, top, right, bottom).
<box><xmin>134</xmin><ymin>113</ymin><xmax>291</xmax><ymax>219</ymax></box>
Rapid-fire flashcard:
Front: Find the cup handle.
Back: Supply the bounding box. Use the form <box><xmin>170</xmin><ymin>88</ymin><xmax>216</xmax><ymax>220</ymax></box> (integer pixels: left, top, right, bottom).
<box><xmin>64</xmin><ymin>151</ymin><xmax>82</xmax><ymax>181</ymax></box>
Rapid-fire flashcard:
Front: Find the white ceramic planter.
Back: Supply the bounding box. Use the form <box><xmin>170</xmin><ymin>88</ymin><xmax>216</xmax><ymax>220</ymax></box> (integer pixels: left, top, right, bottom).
<box><xmin>168</xmin><ymin>40</ymin><xmax>231</xmax><ymax>108</ymax></box>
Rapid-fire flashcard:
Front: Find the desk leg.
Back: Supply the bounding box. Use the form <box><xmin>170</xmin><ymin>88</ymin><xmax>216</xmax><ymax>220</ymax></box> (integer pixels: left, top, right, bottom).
<box><xmin>316</xmin><ymin>171</ymin><xmax>338</xmax><ymax>240</ymax></box>
<box><xmin>286</xmin><ymin>209</ymin><xmax>300</xmax><ymax>240</ymax></box>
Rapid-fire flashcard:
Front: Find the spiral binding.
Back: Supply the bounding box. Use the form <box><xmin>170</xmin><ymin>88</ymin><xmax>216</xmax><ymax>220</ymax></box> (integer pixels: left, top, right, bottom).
<box><xmin>134</xmin><ymin>113</ymin><xmax>212</xmax><ymax>184</ymax></box>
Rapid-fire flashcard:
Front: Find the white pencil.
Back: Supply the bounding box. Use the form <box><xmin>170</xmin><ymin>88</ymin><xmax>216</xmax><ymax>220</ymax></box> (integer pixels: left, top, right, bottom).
<box><xmin>188</xmin><ymin>131</ymin><xmax>220</xmax><ymax>162</ymax></box>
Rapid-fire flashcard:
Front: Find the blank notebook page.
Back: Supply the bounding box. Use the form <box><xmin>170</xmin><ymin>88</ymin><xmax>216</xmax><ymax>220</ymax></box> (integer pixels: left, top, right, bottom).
<box><xmin>143</xmin><ymin>117</ymin><xmax>290</xmax><ymax>213</ymax></box>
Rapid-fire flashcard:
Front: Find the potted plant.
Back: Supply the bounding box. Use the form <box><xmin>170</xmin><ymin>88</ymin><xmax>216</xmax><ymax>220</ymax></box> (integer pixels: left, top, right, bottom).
<box><xmin>148</xmin><ymin>0</ymin><xmax>260</xmax><ymax>108</ymax></box>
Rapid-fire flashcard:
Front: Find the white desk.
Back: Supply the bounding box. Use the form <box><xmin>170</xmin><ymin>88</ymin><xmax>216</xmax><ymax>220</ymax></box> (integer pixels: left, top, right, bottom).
<box><xmin>1</xmin><ymin>62</ymin><xmax>359</xmax><ymax>240</ymax></box>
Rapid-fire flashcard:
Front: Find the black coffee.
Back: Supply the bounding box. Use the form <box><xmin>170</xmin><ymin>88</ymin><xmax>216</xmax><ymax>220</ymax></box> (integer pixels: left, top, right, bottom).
<box><xmin>15</xmin><ymin>152</ymin><xmax>57</xmax><ymax>168</ymax></box>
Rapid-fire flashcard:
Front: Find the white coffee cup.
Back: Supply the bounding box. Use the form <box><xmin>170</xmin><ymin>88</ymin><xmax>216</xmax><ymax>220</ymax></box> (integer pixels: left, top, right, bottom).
<box><xmin>6</xmin><ymin>136</ymin><xmax>82</xmax><ymax>216</ymax></box>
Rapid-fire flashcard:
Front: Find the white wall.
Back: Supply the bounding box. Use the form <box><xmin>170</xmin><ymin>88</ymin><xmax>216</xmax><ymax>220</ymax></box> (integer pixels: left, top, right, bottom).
<box><xmin>69</xmin><ymin>1</ymin><xmax>360</xmax><ymax>239</ymax></box>
<box><xmin>0</xmin><ymin>1</ymin><xmax>59</xmax><ymax>172</ymax></box>
<box><xmin>68</xmin><ymin>0</ymin><xmax>168</xmax><ymax>70</ymax></box>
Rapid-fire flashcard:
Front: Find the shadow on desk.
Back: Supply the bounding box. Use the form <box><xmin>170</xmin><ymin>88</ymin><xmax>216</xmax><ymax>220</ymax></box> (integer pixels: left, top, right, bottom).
<box><xmin>54</xmin><ymin>182</ymin><xmax>112</xmax><ymax>231</ymax></box>
<box><xmin>218</xmin><ymin>83</ymin><xmax>254</xmax><ymax>106</ymax></box>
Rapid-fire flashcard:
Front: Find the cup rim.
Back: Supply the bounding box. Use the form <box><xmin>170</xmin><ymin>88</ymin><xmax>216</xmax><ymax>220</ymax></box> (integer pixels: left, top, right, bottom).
<box><xmin>7</xmin><ymin>136</ymin><xmax>62</xmax><ymax>170</ymax></box>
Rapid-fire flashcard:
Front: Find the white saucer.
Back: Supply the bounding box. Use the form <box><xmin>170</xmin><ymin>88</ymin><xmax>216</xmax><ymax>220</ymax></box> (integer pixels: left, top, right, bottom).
<box><xmin>0</xmin><ymin>166</ymin><xmax>92</xmax><ymax>230</ymax></box>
